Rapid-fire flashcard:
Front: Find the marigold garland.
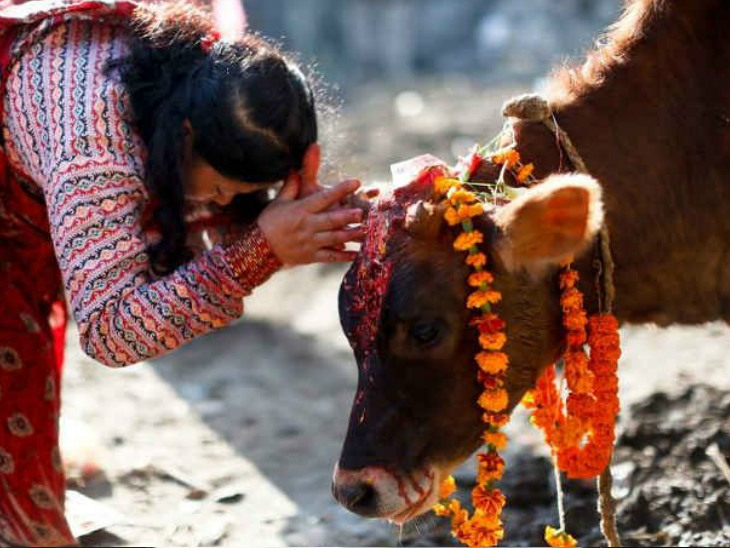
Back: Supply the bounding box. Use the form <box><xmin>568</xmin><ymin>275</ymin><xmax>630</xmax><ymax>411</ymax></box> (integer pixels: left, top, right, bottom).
<box><xmin>521</xmin><ymin>265</ymin><xmax>621</xmax><ymax>480</ymax></box>
<box><xmin>425</xmin><ymin>144</ymin><xmax>620</xmax><ymax>548</ymax></box>
<box><xmin>522</xmin><ymin>264</ymin><xmax>621</xmax><ymax>544</ymax></box>
<box><xmin>430</xmin><ymin>174</ymin><xmax>510</xmax><ymax>547</ymax></box>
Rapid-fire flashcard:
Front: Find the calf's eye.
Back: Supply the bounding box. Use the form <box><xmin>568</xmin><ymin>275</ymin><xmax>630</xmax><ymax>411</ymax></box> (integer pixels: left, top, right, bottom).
<box><xmin>409</xmin><ymin>321</ymin><xmax>442</xmax><ymax>346</ymax></box>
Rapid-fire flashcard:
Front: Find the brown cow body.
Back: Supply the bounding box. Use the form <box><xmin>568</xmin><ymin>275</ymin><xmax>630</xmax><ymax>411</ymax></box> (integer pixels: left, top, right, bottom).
<box><xmin>334</xmin><ymin>0</ymin><xmax>730</xmax><ymax>523</ymax></box>
<box><xmin>527</xmin><ymin>0</ymin><xmax>730</xmax><ymax>326</ymax></box>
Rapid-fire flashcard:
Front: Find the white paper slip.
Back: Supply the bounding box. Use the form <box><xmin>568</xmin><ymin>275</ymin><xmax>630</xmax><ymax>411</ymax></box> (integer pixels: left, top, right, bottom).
<box><xmin>65</xmin><ymin>489</ymin><xmax>124</xmax><ymax>539</ymax></box>
<box><xmin>390</xmin><ymin>154</ymin><xmax>446</xmax><ymax>188</ymax></box>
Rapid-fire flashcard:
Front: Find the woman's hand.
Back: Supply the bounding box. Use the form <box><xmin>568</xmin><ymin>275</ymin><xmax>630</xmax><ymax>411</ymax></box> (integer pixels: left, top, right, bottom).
<box><xmin>258</xmin><ymin>176</ymin><xmax>365</xmax><ymax>265</ymax></box>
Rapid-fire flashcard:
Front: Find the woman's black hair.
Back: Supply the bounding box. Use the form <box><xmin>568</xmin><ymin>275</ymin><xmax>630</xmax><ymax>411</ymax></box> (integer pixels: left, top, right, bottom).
<box><xmin>108</xmin><ymin>2</ymin><xmax>318</xmax><ymax>274</ymax></box>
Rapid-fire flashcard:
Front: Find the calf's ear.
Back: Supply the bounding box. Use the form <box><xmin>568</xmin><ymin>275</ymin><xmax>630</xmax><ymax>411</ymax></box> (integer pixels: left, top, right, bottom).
<box><xmin>405</xmin><ymin>201</ymin><xmax>447</xmax><ymax>240</ymax></box>
<box><xmin>495</xmin><ymin>173</ymin><xmax>603</xmax><ymax>274</ymax></box>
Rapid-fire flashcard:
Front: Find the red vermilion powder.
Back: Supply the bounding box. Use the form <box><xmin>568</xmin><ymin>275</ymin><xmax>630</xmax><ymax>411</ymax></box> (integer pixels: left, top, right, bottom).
<box><xmin>345</xmin><ymin>162</ymin><xmax>450</xmax><ymax>367</ymax></box>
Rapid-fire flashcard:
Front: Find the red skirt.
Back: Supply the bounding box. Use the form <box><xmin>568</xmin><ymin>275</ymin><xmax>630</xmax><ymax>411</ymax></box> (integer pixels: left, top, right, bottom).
<box><xmin>0</xmin><ymin>273</ymin><xmax>74</xmax><ymax>547</ymax></box>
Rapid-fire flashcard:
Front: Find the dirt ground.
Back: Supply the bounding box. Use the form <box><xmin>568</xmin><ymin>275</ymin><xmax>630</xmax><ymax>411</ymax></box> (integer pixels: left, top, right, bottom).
<box><xmin>61</xmin><ymin>83</ymin><xmax>730</xmax><ymax>547</ymax></box>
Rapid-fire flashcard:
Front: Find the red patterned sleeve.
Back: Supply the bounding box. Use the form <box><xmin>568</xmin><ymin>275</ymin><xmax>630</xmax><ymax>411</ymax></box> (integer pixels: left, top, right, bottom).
<box><xmin>2</xmin><ymin>20</ymin><xmax>280</xmax><ymax>366</ymax></box>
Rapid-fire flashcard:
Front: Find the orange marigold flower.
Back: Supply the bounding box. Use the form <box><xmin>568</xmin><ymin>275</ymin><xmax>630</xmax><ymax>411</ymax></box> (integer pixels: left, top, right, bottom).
<box><xmin>564</xmin><ymin>350</ymin><xmax>589</xmax><ymax>370</ymax></box>
<box><xmin>591</xmin><ymin>350</ymin><xmax>622</xmax><ymax>369</ymax></box>
<box><xmin>473</xmin><ymin>526</ymin><xmax>504</xmax><ymax>548</ymax></box>
<box><xmin>516</xmin><ymin>163</ymin><xmax>535</xmax><ymax>183</ymax></box>
<box><xmin>478</xmin><ymin>388</ymin><xmax>509</xmax><ymax>413</ymax></box>
<box><xmin>565</xmin><ymin>351</ymin><xmax>594</xmax><ymax>394</ymax></box>
<box><xmin>471</xmin><ymin>509</ymin><xmax>503</xmax><ymax>529</ymax></box>
<box><xmin>589</xmin><ymin>314</ymin><xmax>619</xmax><ymax>333</ymax></box>
<box><xmin>560</xmin><ymin>269</ymin><xmax>580</xmax><ymax>290</ymax></box>
<box><xmin>567</xmin><ymin>329</ymin><xmax>587</xmax><ymax>348</ymax></box>
<box><xmin>483</xmin><ymin>430</ymin><xmax>508</xmax><ymax>450</ymax></box>
<box><xmin>462</xmin><ymin>512</ymin><xmax>504</xmax><ymax>547</ymax></box>
<box><xmin>477</xmin><ymin>452</ymin><xmax>506</xmax><ymax>484</ymax></box>
<box><xmin>463</xmin><ymin>202</ymin><xmax>485</xmax><ymax>218</ymax></box>
<box><xmin>492</xmin><ymin>148</ymin><xmax>521</xmax><ymax>168</ymax></box>
<box><xmin>565</xmin><ymin>364</ymin><xmax>594</xmax><ymax>395</ymax></box>
<box><xmin>566</xmin><ymin>393</ymin><xmax>596</xmax><ymax>420</ymax></box>
<box><xmin>590</xmin><ymin>334</ymin><xmax>621</xmax><ymax>353</ymax></box>
<box><xmin>591</xmin><ymin>373</ymin><xmax>619</xmax><ymax>394</ymax></box>
<box><xmin>560</xmin><ymin>441</ymin><xmax>611</xmax><ymax>479</ymax></box>
<box><xmin>433</xmin><ymin>502</ymin><xmax>450</xmax><ymax>516</ymax></box>
<box><xmin>476</xmin><ymin>352</ymin><xmax>508</xmax><ymax>374</ymax></box>
<box><xmin>485</xmin><ymin>291</ymin><xmax>502</xmax><ymax>304</ymax></box>
<box><xmin>490</xmin><ymin>151</ymin><xmax>506</xmax><ymax>165</ymax></box>
<box><xmin>564</xmin><ymin>308</ymin><xmax>588</xmax><ymax>331</ymax></box>
<box><xmin>545</xmin><ymin>526</ymin><xmax>578</xmax><ymax>547</ymax></box>
<box><xmin>593</xmin><ymin>394</ymin><xmax>619</xmax><ymax>418</ymax></box>
<box><xmin>556</xmin><ymin>446</ymin><xmax>582</xmax><ymax>475</ymax></box>
<box><xmin>466</xmin><ymin>252</ymin><xmax>487</xmax><ymax>268</ymax></box>
<box><xmin>560</xmin><ymin>287</ymin><xmax>583</xmax><ymax>311</ymax></box>
<box><xmin>468</xmin><ymin>291</ymin><xmax>502</xmax><ymax>310</ymax></box>
<box><xmin>472</xmin><ymin>486</ymin><xmax>506</xmax><ymax>515</ymax></box>
<box><xmin>444</xmin><ymin>203</ymin><xmax>484</xmax><ymax>226</ymax></box>
<box><xmin>454</xmin><ymin>230</ymin><xmax>484</xmax><ymax>251</ymax></box>
<box><xmin>592</xmin><ymin>422</ymin><xmax>617</xmax><ymax>444</ymax></box>
<box><xmin>439</xmin><ymin>475</ymin><xmax>457</xmax><ymax>499</ymax></box>
<box><xmin>435</xmin><ymin>176</ymin><xmax>460</xmax><ymax>196</ymax></box>
<box><xmin>553</xmin><ymin>415</ymin><xmax>588</xmax><ymax>449</ymax></box>
<box><xmin>479</xmin><ymin>331</ymin><xmax>506</xmax><ymax>350</ymax></box>
<box><xmin>468</xmin><ymin>271</ymin><xmax>494</xmax><ymax>287</ymax></box>
<box><xmin>591</xmin><ymin>321</ymin><xmax>618</xmax><ymax>337</ymax></box>
<box><xmin>451</xmin><ymin>506</ymin><xmax>469</xmax><ymax>529</ymax></box>
<box><xmin>456</xmin><ymin>521</ymin><xmax>503</xmax><ymax>548</ymax></box>
<box><xmin>449</xmin><ymin>188</ymin><xmax>478</xmax><ymax>205</ymax></box>
<box><xmin>592</xmin><ymin>342</ymin><xmax>620</xmax><ymax>358</ymax></box>
<box><xmin>483</xmin><ymin>412</ymin><xmax>509</xmax><ymax>428</ymax></box>
<box><xmin>448</xmin><ymin>498</ymin><xmax>463</xmax><ymax>514</ymax></box>
<box><xmin>444</xmin><ymin>207</ymin><xmax>461</xmax><ymax>226</ymax></box>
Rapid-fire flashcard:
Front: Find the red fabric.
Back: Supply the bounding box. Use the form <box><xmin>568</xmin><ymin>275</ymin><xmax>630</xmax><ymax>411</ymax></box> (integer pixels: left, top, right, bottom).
<box><xmin>50</xmin><ymin>301</ymin><xmax>67</xmax><ymax>375</ymax></box>
<box><xmin>0</xmin><ymin>3</ymin><xmax>136</xmax><ymax>545</ymax></box>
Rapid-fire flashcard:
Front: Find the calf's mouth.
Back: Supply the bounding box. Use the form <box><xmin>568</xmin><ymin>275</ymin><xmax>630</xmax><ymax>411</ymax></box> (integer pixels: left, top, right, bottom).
<box><xmin>332</xmin><ymin>461</ymin><xmax>456</xmax><ymax>524</ymax></box>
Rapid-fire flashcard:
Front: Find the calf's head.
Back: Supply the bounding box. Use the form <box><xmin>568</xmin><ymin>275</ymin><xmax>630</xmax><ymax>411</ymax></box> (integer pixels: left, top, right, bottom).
<box><xmin>333</xmin><ymin>169</ymin><xmax>603</xmax><ymax>523</ymax></box>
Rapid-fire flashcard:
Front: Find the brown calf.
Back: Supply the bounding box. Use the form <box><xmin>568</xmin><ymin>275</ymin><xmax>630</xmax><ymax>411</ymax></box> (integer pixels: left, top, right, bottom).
<box><xmin>334</xmin><ymin>0</ymin><xmax>730</xmax><ymax>523</ymax></box>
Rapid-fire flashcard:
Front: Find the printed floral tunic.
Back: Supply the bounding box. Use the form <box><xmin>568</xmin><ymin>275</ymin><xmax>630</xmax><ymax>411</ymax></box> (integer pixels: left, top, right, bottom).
<box><xmin>3</xmin><ymin>16</ymin><xmax>281</xmax><ymax>367</ymax></box>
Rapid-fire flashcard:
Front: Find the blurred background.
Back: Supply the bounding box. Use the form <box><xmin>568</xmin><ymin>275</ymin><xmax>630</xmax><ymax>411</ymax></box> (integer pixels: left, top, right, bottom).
<box><xmin>62</xmin><ymin>1</ymin><xmax>730</xmax><ymax>547</ymax></box>
<box><xmin>241</xmin><ymin>0</ymin><xmax>620</xmax><ymax>182</ymax></box>
<box><xmin>246</xmin><ymin>0</ymin><xmax>617</xmax><ymax>84</ymax></box>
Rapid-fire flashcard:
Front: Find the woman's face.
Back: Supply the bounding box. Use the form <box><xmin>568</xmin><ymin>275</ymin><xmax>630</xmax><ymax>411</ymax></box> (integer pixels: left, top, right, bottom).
<box><xmin>185</xmin><ymin>153</ymin><xmax>270</xmax><ymax>207</ymax></box>
<box><xmin>182</xmin><ymin>121</ymin><xmax>272</xmax><ymax>209</ymax></box>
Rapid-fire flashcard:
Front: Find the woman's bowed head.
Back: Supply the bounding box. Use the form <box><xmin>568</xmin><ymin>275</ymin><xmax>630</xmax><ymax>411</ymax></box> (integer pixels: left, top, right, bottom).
<box><xmin>111</xmin><ymin>2</ymin><xmax>369</xmax><ymax>272</ymax></box>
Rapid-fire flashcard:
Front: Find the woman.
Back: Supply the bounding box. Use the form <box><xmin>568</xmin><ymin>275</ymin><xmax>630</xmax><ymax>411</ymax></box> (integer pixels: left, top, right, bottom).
<box><xmin>0</xmin><ymin>1</ymin><xmax>365</xmax><ymax>545</ymax></box>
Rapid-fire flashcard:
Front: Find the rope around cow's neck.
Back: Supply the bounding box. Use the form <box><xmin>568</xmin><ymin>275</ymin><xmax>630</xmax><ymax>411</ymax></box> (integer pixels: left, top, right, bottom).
<box><xmin>502</xmin><ymin>94</ymin><xmax>621</xmax><ymax>548</ymax></box>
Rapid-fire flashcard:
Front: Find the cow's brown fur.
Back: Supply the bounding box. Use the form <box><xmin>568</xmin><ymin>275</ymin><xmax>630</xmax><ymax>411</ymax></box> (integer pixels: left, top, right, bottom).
<box><xmin>335</xmin><ymin>0</ymin><xmax>730</xmax><ymax>519</ymax></box>
<box><xmin>543</xmin><ymin>0</ymin><xmax>730</xmax><ymax>324</ymax></box>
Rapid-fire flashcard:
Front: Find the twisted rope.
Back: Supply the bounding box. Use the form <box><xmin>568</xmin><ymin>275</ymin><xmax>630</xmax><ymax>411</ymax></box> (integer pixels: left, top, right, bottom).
<box><xmin>503</xmin><ymin>93</ymin><xmax>621</xmax><ymax>547</ymax></box>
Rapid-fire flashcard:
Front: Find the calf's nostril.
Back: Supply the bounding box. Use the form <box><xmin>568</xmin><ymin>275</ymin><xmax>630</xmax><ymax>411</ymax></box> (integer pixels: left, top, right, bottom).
<box><xmin>335</xmin><ymin>481</ymin><xmax>379</xmax><ymax>516</ymax></box>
